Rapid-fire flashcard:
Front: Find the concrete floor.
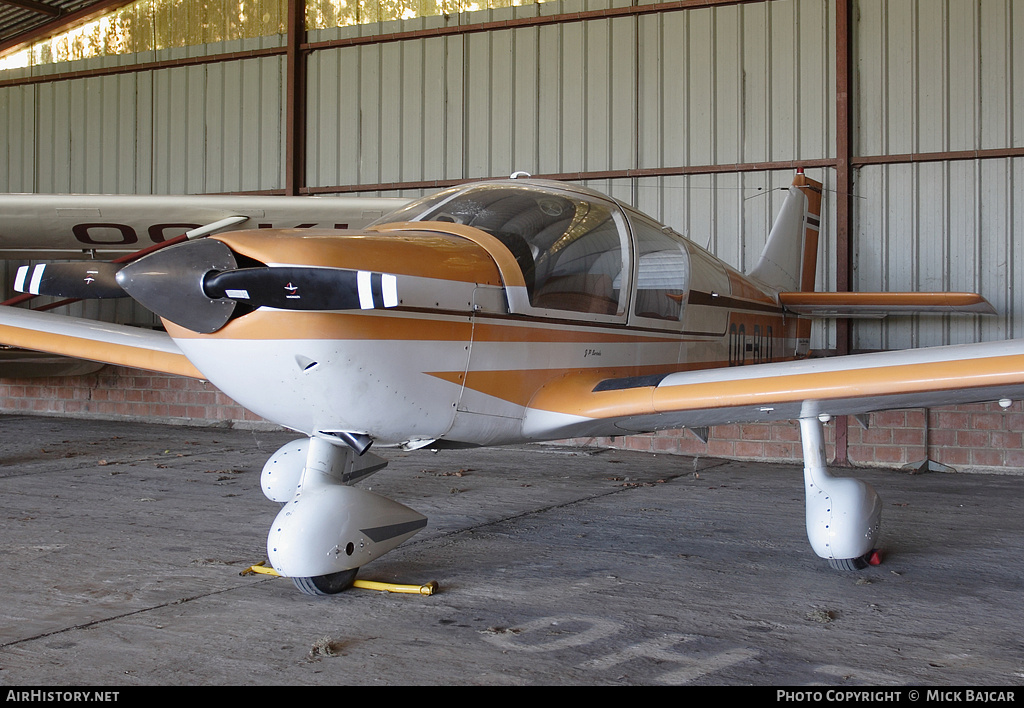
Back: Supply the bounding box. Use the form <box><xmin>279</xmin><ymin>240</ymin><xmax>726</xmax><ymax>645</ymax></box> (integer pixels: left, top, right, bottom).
<box><xmin>1</xmin><ymin>414</ymin><xmax>1022</xmax><ymax>686</ymax></box>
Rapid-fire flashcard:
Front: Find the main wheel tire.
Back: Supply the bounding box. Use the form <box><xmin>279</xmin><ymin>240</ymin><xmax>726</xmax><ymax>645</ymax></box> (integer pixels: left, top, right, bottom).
<box><xmin>828</xmin><ymin>555</ymin><xmax>870</xmax><ymax>571</ymax></box>
<box><xmin>292</xmin><ymin>568</ymin><xmax>359</xmax><ymax>595</ymax></box>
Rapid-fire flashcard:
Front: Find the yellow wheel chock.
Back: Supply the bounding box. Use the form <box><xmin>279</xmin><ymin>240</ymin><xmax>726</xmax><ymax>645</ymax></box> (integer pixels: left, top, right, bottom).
<box><xmin>352</xmin><ymin>579</ymin><xmax>438</xmax><ymax>595</ymax></box>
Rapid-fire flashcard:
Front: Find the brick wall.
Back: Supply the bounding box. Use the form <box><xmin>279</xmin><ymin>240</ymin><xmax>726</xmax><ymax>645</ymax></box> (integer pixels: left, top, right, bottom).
<box><xmin>2</xmin><ymin>366</ymin><xmax>1022</xmax><ymax>472</ymax></box>
<box><xmin>0</xmin><ymin>366</ymin><xmax>269</xmax><ymax>428</ymax></box>
<box><xmin>576</xmin><ymin>401</ymin><xmax>1024</xmax><ymax>473</ymax></box>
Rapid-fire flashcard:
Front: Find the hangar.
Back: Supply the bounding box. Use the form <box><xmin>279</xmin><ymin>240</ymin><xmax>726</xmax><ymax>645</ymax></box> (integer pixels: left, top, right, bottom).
<box><xmin>1</xmin><ymin>0</ymin><xmax>1021</xmax><ymax>472</ymax></box>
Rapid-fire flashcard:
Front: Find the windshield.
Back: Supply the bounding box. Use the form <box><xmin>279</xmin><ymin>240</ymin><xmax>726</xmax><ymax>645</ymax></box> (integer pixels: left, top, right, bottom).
<box><xmin>369</xmin><ymin>187</ymin><xmax>463</xmax><ymax>226</ymax></box>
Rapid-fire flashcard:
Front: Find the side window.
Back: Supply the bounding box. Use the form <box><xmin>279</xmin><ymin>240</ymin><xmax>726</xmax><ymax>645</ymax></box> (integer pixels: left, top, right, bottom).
<box><xmin>529</xmin><ymin>203</ymin><xmax>626</xmax><ymax>316</ymax></box>
<box><xmin>629</xmin><ymin>217</ymin><xmax>690</xmax><ymax>322</ymax></box>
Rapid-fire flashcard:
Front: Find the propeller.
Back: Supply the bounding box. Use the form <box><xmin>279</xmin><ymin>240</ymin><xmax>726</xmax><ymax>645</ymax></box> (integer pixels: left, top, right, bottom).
<box><xmin>115</xmin><ymin>238</ymin><xmax>239</xmax><ymax>333</ymax></box>
<box><xmin>115</xmin><ymin>238</ymin><xmax>399</xmax><ymax>333</ymax></box>
<box><xmin>14</xmin><ymin>239</ymin><xmax>400</xmax><ymax>333</ymax></box>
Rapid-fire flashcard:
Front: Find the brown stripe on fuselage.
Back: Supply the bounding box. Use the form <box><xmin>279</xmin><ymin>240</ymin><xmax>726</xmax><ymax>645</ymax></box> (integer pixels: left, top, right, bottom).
<box><xmin>726</xmin><ymin>271</ymin><xmax>778</xmax><ymax>304</ymax></box>
<box><xmin>167</xmin><ymin>310</ymin><xmax>698</xmax><ymax>346</ymax></box>
<box><xmin>687</xmin><ymin>290</ymin><xmax>784</xmax><ymax>314</ymax></box>
<box><xmin>470</xmin><ymin>319</ymin><xmax>683</xmax><ymax>345</ymax></box>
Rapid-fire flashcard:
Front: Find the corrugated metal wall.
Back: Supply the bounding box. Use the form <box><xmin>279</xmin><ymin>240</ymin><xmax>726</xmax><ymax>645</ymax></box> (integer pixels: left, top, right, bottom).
<box><xmin>0</xmin><ymin>56</ymin><xmax>286</xmax><ymax>195</ymax></box>
<box><xmin>0</xmin><ymin>0</ymin><xmax>1021</xmax><ymax>349</ymax></box>
<box><xmin>304</xmin><ymin>1</ymin><xmax>834</xmax><ymax>188</ymax></box>
<box><xmin>852</xmin><ymin>0</ymin><xmax>1024</xmax><ymax>350</ymax></box>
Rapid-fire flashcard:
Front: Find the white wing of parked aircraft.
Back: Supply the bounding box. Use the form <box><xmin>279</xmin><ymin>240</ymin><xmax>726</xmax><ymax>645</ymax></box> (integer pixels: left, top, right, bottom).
<box><xmin>0</xmin><ymin>192</ymin><xmax>408</xmax><ymax>258</ymax></box>
<box><xmin>0</xmin><ymin>172</ymin><xmax>1020</xmax><ymax>594</ymax></box>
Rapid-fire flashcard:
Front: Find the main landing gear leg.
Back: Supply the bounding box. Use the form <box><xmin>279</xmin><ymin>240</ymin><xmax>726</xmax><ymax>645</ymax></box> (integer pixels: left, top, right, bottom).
<box><xmin>265</xmin><ymin>435</ymin><xmax>427</xmax><ymax>595</ymax></box>
<box><xmin>799</xmin><ymin>416</ymin><xmax>882</xmax><ymax>570</ymax></box>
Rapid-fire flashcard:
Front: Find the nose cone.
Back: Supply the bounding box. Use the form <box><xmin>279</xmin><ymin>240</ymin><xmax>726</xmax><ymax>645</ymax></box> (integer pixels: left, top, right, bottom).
<box><xmin>116</xmin><ymin>237</ymin><xmax>239</xmax><ymax>334</ymax></box>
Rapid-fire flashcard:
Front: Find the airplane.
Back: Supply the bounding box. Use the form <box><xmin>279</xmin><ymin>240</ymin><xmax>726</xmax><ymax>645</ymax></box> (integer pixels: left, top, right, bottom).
<box><xmin>1</xmin><ymin>170</ymin><xmax>1022</xmax><ymax>595</ymax></box>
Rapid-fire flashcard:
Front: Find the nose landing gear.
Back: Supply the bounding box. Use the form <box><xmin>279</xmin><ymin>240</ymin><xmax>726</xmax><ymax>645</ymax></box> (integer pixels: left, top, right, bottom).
<box><xmin>262</xmin><ymin>435</ymin><xmax>427</xmax><ymax>595</ymax></box>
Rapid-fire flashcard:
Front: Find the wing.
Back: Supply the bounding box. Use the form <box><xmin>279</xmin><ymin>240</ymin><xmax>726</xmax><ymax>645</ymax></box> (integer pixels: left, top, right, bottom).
<box><xmin>0</xmin><ymin>193</ymin><xmax>409</xmax><ymax>258</ymax></box>
<box><xmin>0</xmin><ymin>305</ymin><xmax>202</xmax><ymax>379</ymax></box>
<box><xmin>522</xmin><ymin>339</ymin><xmax>1024</xmax><ymax>439</ymax></box>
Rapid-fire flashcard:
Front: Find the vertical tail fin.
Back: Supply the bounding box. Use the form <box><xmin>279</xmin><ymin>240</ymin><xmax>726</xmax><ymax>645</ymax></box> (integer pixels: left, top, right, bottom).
<box><xmin>747</xmin><ymin>171</ymin><xmax>823</xmax><ymax>293</ymax></box>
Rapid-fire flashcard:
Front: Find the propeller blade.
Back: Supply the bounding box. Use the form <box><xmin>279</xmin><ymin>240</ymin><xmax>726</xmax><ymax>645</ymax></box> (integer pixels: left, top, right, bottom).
<box><xmin>14</xmin><ymin>262</ymin><xmax>127</xmax><ymax>299</ymax></box>
<box><xmin>204</xmin><ymin>267</ymin><xmax>398</xmax><ymax>311</ymax></box>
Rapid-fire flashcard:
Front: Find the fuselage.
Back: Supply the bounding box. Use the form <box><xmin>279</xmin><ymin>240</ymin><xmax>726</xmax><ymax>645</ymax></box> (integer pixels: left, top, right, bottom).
<box><xmin>163</xmin><ymin>179</ymin><xmax>807</xmax><ymax>448</ymax></box>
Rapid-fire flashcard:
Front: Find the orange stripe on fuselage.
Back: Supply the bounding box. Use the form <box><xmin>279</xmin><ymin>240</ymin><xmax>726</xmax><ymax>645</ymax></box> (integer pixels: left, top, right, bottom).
<box><xmin>430</xmin><ymin>360</ymin><xmax>735</xmax><ymax>409</ymax></box>
<box><xmin>165</xmin><ymin>311</ymin><xmax>475</xmax><ymax>342</ymax></box>
<box><xmin>163</xmin><ymin>309</ymin><xmax>738</xmax><ymax>408</ymax></box>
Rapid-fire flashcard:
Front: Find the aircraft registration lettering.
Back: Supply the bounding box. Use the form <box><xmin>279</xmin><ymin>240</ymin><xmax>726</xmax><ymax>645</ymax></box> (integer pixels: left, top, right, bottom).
<box><xmin>66</xmin><ymin>221</ymin><xmax>346</xmax><ymax>246</ymax></box>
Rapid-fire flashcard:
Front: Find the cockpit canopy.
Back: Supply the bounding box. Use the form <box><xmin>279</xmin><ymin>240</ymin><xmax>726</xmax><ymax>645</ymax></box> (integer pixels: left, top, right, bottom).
<box><xmin>373</xmin><ymin>180</ymin><xmax>693</xmax><ymax>325</ymax></box>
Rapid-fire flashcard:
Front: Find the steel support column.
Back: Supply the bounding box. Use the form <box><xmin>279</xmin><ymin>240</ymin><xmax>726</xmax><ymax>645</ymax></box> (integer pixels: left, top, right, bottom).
<box><xmin>285</xmin><ymin>0</ymin><xmax>306</xmax><ymax>196</ymax></box>
<box><xmin>833</xmin><ymin>0</ymin><xmax>854</xmax><ymax>465</ymax></box>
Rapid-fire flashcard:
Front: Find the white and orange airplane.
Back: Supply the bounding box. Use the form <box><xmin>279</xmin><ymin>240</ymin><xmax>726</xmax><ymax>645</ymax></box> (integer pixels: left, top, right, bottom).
<box><xmin>1</xmin><ymin>171</ymin><xmax>1022</xmax><ymax>594</ymax></box>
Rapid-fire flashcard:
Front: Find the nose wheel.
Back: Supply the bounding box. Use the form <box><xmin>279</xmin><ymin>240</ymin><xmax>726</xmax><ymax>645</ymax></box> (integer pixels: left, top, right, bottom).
<box><xmin>292</xmin><ymin>568</ymin><xmax>360</xmax><ymax>595</ymax></box>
